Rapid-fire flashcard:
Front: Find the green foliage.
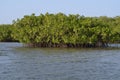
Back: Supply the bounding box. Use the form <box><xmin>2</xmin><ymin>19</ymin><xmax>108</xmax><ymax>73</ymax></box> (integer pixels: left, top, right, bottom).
<box><xmin>0</xmin><ymin>24</ymin><xmax>15</xmax><ymax>42</ymax></box>
<box><xmin>0</xmin><ymin>13</ymin><xmax>120</xmax><ymax>47</ymax></box>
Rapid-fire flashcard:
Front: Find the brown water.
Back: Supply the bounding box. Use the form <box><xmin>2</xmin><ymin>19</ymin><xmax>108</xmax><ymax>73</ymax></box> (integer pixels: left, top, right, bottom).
<box><xmin>0</xmin><ymin>42</ymin><xmax>120</xmax><ymax>80</ymax></box>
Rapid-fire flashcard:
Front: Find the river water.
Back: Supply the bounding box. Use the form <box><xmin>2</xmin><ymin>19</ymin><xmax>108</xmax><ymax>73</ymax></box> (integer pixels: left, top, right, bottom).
<box><xmin>0</xmin><ymin>42</ymin><xmax>120</xmax><ymax>80</ymax></box>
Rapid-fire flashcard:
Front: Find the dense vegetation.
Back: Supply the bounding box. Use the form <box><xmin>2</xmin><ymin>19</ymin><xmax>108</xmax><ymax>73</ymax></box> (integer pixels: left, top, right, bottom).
<box><xmin>0</xmin><ymin>24</ymin><xmax>15</xmax><ymax>42</ymax></box>
<box><xmin>0</xmin><ymin>13</ymin><xmax>120</xmax><ymax>47</ymax></box>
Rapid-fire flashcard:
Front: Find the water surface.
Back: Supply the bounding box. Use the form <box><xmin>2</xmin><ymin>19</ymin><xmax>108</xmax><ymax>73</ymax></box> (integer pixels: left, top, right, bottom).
<box><xmin>0</xmin><ymin>42</ymin><xmax>120</xmax><ymax>80</ymax></box>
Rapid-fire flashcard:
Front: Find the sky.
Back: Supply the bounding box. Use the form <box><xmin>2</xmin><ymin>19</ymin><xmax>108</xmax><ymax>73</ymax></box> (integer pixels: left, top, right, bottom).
<box><xmin>0</xmin><ymin>0</ymin><xmax>120</xmax><ymax>24</ymax></box>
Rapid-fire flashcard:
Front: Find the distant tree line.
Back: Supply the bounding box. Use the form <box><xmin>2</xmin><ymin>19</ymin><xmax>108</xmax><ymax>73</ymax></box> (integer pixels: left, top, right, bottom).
<box><xmin>0</xmin><ymin>13</ymin><xmax>120</xmax><ymax>47</ymax></box>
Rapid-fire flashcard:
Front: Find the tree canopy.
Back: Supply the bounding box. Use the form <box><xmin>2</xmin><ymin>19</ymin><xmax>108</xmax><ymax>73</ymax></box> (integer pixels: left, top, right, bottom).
<box><xmin>0</xmin><ymin>13</ymin><xmax>120</xmax><ymax>47</ymax></box>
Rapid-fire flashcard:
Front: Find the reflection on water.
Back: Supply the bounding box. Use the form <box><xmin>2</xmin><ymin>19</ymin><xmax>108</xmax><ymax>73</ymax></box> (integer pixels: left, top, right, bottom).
<box><xmin>0</xmin><ymin>42</ymin><xmax>120</xmax><ymax>80</ymax></box>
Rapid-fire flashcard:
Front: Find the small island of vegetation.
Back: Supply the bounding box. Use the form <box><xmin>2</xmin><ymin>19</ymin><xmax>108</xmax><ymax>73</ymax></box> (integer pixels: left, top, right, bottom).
<box><xmin>0</xmin><ymin>13</ymin><xmax>120</xmax><ymax>47</ymax></box>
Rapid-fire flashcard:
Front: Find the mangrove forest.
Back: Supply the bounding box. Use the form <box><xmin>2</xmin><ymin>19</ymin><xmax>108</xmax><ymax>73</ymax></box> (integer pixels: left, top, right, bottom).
<box><xmin>0</xmin><ymin>13</ymin><xmax>120</xmax><ymax>47</ymax></box>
